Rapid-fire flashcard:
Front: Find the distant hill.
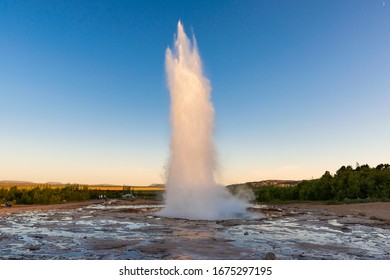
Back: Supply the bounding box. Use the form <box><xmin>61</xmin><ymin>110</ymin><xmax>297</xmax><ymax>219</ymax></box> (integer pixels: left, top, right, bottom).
<box><xmin>149</xmin><ymin>183</ymin><xmax>165</xmax><ymax>187</ymax></box>
<box><xmin>0</xmin><ymin>180</ymin><xmax>35</xmax><ymax>185</ymax></box>
<box><xmin>0</xmin><ymin>180</ymin><xmax>65</xmax><ymax>186</ymax></box>
<box><xmin>0</xmin><ymin>180</ymin><xmax>160</xmax><ymax>189</ymax></box>
<box><xmin>227</xmin><ymin>180</ymin><xmax>301</xmax><ymax>189</ymax></box>
<box><xmin>1</xmin><ymin>179</ymin><xmax>300</xmax><ymax>189</ymax></box>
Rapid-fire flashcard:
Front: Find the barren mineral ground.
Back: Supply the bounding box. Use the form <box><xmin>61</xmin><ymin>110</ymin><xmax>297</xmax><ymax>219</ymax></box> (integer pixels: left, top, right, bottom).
<box><xmin>1</xmin><ymin>200</ymin><xmax>389</xmax><ymax>260</ymax></box>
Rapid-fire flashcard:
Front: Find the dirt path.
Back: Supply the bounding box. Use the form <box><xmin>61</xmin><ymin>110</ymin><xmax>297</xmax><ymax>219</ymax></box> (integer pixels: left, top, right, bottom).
<box><xmin>284</xmin><ymin>202</ymin><xmax>390</xmax><ymax>221</ymax></box>
<box><xmin>0</xmin><ymin>199</ymin><xmax>161</xmax><ymax>216</ymax></box>
<box><xmin>0</xmin><ymin>200</ymin><xmax>98</xmax><ymax>215</ymax></box>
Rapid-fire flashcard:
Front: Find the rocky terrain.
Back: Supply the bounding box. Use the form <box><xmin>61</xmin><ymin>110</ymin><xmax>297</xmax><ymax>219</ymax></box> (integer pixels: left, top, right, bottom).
<box><xmin>0</xmin><ymin>200</ymin><xmax>389</xmax><ymax>259</ymax></box>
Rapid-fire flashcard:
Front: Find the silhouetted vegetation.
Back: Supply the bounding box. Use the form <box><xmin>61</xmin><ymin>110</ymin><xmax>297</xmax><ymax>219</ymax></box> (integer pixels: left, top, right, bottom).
<box><xmin>0</xmin><ymin>184</ymin><xmax>122</xmax><ymax>205</ymax></box>
<box><xmin>0</xmin><ymin>183</ymin><xmax>164</xmax><ymax>205</ymax></box>
<box><xmin>255</xmin><ymin>164</ymin><xmax>390</xmax><ymax>203</ymax></box>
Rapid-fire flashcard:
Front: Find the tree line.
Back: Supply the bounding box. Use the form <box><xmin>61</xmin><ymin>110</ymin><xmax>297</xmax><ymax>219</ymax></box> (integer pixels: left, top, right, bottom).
<box><xmin>0</xmin><ymin>184</ymin><xmax>122</xmax><ymax>205</ymax></box>
<box><xmin>0</xmin><ymin>184</ymin><xmax>162</xmax><ymax>205</ymax></box>
<box><xmin>255</xmin><ymin>164</ymin><xmax>390</xmax><ymax>203</ymax></box>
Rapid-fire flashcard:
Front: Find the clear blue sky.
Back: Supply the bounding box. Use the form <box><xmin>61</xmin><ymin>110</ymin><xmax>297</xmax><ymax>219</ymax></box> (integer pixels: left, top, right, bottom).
<box><xmin>1</xmin><ymin>0</ymin><xmax>389</xmax><ymax>185</ymax></box>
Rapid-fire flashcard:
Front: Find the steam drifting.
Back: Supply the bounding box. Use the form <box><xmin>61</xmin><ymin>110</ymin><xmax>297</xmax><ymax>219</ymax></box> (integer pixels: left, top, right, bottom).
<box><xmin>159</xmin><ymin>22</ymin><xmax>248</xmax><ymax>220</ymax></box>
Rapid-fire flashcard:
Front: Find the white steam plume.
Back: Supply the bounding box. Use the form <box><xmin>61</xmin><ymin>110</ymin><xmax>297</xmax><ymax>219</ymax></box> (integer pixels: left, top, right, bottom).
<box><xmin>159</xmin><ymin>21</ymin><xmax>248</xmax><ymax>220</ymax></box>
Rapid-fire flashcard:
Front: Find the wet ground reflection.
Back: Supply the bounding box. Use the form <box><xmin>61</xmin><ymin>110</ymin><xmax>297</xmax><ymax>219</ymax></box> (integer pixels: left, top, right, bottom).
<box><xmin>0</xmin><ymin>201</ymin><xmax>389</xmax><ymax>259</ymax></box>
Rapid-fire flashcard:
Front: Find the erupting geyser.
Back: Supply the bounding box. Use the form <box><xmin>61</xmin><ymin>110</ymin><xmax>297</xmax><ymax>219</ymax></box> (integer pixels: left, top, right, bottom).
<box><xmin>159</xmin><ymin>21</ymin><xmax>248</xmax><ymax>220</ymax></box>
